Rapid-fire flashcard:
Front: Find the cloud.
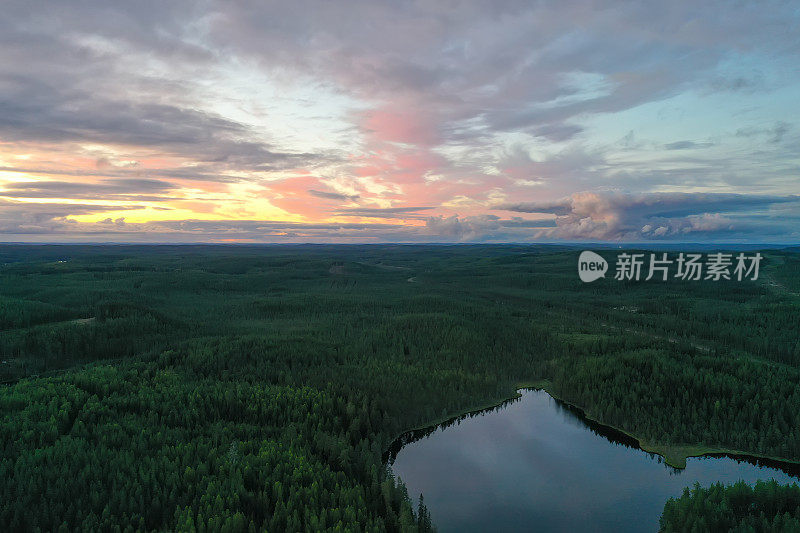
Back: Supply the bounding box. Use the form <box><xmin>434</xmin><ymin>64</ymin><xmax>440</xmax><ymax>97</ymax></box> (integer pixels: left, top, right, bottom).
<box><xmin>0</xmin><ymin>2</ymin><xmax>798</xmax><ymax>242</ymax></box>
<box><xmin>1</xmin><ymin>178</ymin><xmax>178</xmax><ymax>201</ymax></box>
<box><xmin>528</xmin><ymin>123</ymin><xmax>584</xmax><ymax>143</ymax></box>
<box><xmin>495</xmin><ymin>191</ymin><xmax>800</xmax><ymax>241</ymax></box>
<box><xmin>0</xmin><ymin>192</ymin><xmax>794</xmax><ymax>243</ymax></box>
<box><xmin>664</xmin><ymin>140</ymin><xmax>714</xmax><ymax>150</ymax></box>
<box><xmin>735</xmin><ymin>121</ymin><xmax>792</xmax><ymax>144</ymax></box>
<box><xmin>708</xmin><ymin>73</ymin><xmax>764</xmax><ymax>93</ymax></box>
<box><xmin>98</xmin><ymin>217</ymin><xmax>127</xmax><ymax>227</ymax></box>
<box><xmin>0</xmin><ymin>8</ymin><xmax>331</xmax><ymax>179</ymax></box>
<box><xmin>334</xmin><ymin>206</ymin><xmax>434</xmax><ymax>219</ymax></box>
<box><xmin>0</xmin><ymin>199</ymin><xmax>143</xmax><ymax>235</ymax></box>
<box><xmin>425</xmin><ymin>214</ymin><xmax>556</xmax><ymax>241</ymax></box>
<box><xmin>308</xmin><ymin>189</ymin><xmax>359</xmax><ymax>201</ymax></box>
<box><xmin>0</xmin><ymin>217</ymin><xmax>426</xmax><ymax>243</ymax></box>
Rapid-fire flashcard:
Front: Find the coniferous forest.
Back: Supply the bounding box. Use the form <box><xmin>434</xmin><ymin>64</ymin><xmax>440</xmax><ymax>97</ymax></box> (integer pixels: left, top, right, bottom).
<box><xmin>660</xmin><ymin>481</ymin><xmax>800</xmax><ymax>531</ymax></box>
<box><xmin>1</xmin><ymin>244</ymin><xmax>799</xmax><ymax>531</ymax></box>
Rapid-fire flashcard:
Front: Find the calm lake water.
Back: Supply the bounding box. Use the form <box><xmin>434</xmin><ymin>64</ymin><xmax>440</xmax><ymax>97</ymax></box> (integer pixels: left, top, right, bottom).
<box><xmin>388</xmin><ymin>389</ymin><xmax>800</xmax><ymax>532</ymax></box>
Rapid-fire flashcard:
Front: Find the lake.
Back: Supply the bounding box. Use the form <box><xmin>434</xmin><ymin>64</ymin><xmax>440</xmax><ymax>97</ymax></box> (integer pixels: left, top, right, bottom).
<box><xmin>388</xmin><ymin>389</ymin><xmax>800</xmax><ymax>532</ymax></box>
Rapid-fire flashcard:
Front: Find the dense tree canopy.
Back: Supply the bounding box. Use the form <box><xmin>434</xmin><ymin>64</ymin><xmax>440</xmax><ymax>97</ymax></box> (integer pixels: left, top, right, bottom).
<box><xmin>661</xmin><ymin>480</ymin><xmax>800</xmax><ymax>532</ymax></box>
<box><xmin>0</xmin><ymin>245</ymin><xmax>798</xmax><ymax>530</ymax></box>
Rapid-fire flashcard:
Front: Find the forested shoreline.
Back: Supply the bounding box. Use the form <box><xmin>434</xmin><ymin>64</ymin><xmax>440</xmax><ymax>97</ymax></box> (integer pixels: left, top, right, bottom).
<box><xmin>661</xmin><ymin>480</ymin><xmax>800</xmax><ymax>531</ymax></box>
<box><xmin>0</xmin><ymin>244</ymin><xmax>798</xmax><ymax>531</ymax></box>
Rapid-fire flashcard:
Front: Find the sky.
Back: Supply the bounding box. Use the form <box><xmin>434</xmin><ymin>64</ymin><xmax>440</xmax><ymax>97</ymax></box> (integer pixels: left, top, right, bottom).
<box><xmin>1</xmin><ymin>1</ymin><xmax>799</xmax><ymax>243</ymax></box>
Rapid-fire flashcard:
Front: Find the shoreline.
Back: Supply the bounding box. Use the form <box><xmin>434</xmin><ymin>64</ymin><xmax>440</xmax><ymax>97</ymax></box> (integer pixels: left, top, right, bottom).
<box><xmin>385</xmin><ymin>380</ymin><xmax>800</xmax><ymax>474</ymax></box>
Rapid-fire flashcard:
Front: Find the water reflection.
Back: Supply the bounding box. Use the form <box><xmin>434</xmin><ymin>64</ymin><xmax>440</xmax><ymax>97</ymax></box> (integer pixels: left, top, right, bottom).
<box><xmin>388</xmin><ymin>389</ymin><xmax>800</xmax><ymax>532</ymax></box>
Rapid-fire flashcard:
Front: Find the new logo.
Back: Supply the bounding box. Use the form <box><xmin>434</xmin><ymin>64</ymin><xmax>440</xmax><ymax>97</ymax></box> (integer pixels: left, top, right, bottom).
<box><xmin>578</xmin><ymin>251</ymin><xmax>608</xmax><ymax>282</ymax></box>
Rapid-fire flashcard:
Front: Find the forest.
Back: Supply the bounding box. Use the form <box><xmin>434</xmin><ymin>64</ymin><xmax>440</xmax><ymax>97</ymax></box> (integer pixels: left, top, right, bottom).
<box><xmin>660</xmin><ymin>480</ymin><xmax>800</xmax><ymax>531</ymax></box>
<box><xmin>0</xmin><ymin>244</ymin><xmax>798</xmax><ymax>531</ymax></box>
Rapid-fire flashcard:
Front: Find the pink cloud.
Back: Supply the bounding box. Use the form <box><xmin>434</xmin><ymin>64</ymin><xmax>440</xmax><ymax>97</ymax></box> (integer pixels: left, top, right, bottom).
<box><xmin>360</xmin><ymin>107</ymin><xmax>441</xmax><ymax>147</ymax></box>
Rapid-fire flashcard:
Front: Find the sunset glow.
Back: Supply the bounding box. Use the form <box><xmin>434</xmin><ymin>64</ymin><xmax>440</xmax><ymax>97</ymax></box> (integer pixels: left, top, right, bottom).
<box><xmin>1</xmin><ymin>1</ymin><xmax>798</xmax><ymax>242</ymax></box>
